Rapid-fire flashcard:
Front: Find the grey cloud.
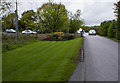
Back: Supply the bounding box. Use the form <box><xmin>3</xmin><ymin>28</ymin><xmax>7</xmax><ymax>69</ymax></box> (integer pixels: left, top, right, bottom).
<box><xmin>82</xmin><ymin>2</ymin><xmax>116</xmax><ymax>26</ymax></box>
<box><xmin>16</xmin><ymin>0</ymin><xmax>116</xmax><ymax>26</ymax></box>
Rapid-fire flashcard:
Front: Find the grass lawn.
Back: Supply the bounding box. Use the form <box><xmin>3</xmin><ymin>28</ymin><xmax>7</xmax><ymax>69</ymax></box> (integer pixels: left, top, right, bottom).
<box><xmin>3</xmin><ymin>38</ymin><xmax>83</xmax><ymax>81</ymax></box>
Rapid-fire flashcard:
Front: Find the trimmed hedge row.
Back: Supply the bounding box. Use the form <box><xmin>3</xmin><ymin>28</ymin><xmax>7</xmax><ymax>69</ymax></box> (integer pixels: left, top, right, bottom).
<box><xmin>99</xmin><ymin>20</ymin><xmax>120</xmax><ymax>40</ymax></box>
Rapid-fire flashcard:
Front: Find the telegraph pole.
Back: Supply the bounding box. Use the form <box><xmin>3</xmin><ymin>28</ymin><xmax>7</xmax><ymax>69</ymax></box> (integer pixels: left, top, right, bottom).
<box><xmin>15</xmin><ymin>0</ymin><xmax>18</xmax><ymax>43</ymax></box>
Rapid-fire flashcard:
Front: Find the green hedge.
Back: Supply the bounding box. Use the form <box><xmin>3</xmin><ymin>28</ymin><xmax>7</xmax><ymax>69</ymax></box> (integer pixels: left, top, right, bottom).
<box><xmin>108</xmin><ymin>22</ymin><xmax>116</xmax><ymax>38</ymax></box>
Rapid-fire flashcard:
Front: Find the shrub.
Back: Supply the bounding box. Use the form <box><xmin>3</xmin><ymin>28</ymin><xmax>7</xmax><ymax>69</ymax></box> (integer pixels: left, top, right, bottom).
<box><xmin>52</xmin><ymin>34</ymin><xmax>59</xmax><ymax>39</ymax></box>
<box><xmin>115</xmin><ymin>31</ymin><xmax>120</xmax><ymax>40</ymax></box>
<box><xmin>44</xmin><ymin>36</ymin><xmax>51</xmax><ymax>40</ymax></box>
<box><xmin>108</xmin><ymin>25</ymin><xmax>114</xmax><ymax>38</ymax></box>
<box><xmin>43</xmin><ymin>29</ymin><xmax>52</xmax><ymax>33</ymax></box>
<box><xmin>43</xmin><ymin>33</ymin><xmax>75</xmax><ymax>41</ymax></box>
<box><xmin>54</xmin><ymin>32</ymin><xmax>64</xmax><ymax>36</ymax></box>
<box><xmin>100</xmin><ymin>21</ymin><xmax>112</xmax><ymax>36</ymax></box>
<box><xmin>58</xmin><ymin>37</ymin><xmax>62</xmax><ymax>40</ymax></box>
<box><xmin>58</xmin><ymin>37</ymin><xmax>62</xmax><ymax>39</ymax></box>
<box><xmin>67</xmin><ymin>35</ymin><xmax>75</xmax><ymax>40</ymax></box>
<box><xmin>62</xmin><ymin>34</ymin><xmax>75</xmax><ymax>40</ymax></box>
<box><xmin>108</xmin><ymin>21</ymin><xmax>116</xmax><ymax>38</ymax></box>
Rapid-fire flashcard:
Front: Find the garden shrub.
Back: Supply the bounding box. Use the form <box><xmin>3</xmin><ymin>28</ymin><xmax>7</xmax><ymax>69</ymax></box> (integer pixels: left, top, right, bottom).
<box><xmin>52</xmin><ymin>34</ymin><xmax>59</xmax><ymax>39</ymax></box>
<box><xmin>43</xmin><ymin>29</ymin><xmax>52</xmax><ymax>33</ymax></box>
<box><xmin>43</xmin><ymin>33</ymin><xmax>76</xmax><ymax>41</ymax></box>
<box><xmin>116</xmin><ymin>31</ymin><xmax>120</xmax><ymax>40</ymax></box>
<box><xmin>108</xmin><ymin>24</ymin><xmax>114</xmax><ymax>38</ymax></box>
<box><xmin>62</xmin><ymin>34</ymin><xmax>75</xmax><ymax>40</ymax></box>
<box><xmin>108</xmin><ymin>21</ymin><xmax>116</xmax><ymax>38</ymax></box>
<box><xmin>58</xmin><ymin>37</ymin><xmax>62</xmax><ymax>39</ymax></box>
<box><xmin>54</xmin><ymin>32</ymin><xmax>64</xmax><ymax>36</ymax></box>
<box><xmin>67</xmin><ymin>35</ymin><xmax>75</xmax><ymax>40</ymax></box>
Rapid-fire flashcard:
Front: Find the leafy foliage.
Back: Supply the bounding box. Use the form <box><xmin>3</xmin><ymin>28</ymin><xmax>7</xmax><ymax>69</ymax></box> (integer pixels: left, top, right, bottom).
<box><xmin>99</xmin><ymin>21</ymin><xmax>112</xmax><ymax>36</ymax></box>
<box><xmin>37</xmin><ymin>3</ymin><xmax>69</xmax><ymax>32</ymax></box>
<box><xmin>21</xmin><ymin>10</ymin><xmax>37</xmax><ymax>30</ymax></box>
<box><xmin>1</xmin><ymin>2</ymin><xmax>83</xmax><ymax>34</ymax></box>
<box><xmin>108</xmin><ymin>21</ymin><xmax>117</xmax><ymax>38</ymax></box>
<box><xmin>43</xmin><ymin>33</ymin><xmax>76</xmax><ymax>41</ymax></box>
<box><xmin>114</xmin><ymin>1</ymin><xmax>120</xmax><ymax>40</ymax></box>
<box><xmin>0</xmin><ymin>0</ymin><xmax>12</xmax><ymax>16</ymax></box>
<box><xmin>81</xmin><ymin>26</ymin><xmax>100</xmax><ymax>34</ymax></box>
<box><xmin>115</xmin><ymin>31</ymin><xmax>120</xmax><ymax>40</ymax></box>
<box><xmin>2</xmin><ymin>13</ymin><xmax>16</xmax><ymax>31</ymax></box>
<box><xmin>69</xmin><ymin>10</ymin><xmax>83</xmax><ymax>33</ymax></box>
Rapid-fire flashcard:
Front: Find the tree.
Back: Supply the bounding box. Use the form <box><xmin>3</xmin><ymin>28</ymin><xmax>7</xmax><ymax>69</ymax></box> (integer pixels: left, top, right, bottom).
<box><xmin>69</xmin><ymin>9</ymin><xmax>83</xmax><ymax>33</ymax></box>
<box><xmin>114</xmin><ymin>1</ymin><xmax>120</xmax><ymax>40</ymax></box>
<box><xmin>37</xmin><ymin>3</ymin><xmax>69</xmax><ymax>32</ymax></box>
<box><xmin>21</xmin><ymin>10</ymin><xmax>37</xmax><ymax>30</ymax></box>
<box><xmin>0</xmin><ymin>0</ymin><xmax>13</xmax><ymax>18</ymax></box>
<box><xmin>2</xmin><ymin>13</ymin><xmax>16</xmax><ymax>31</ymax></box>
<box><xmin>99</xmin><ymin>21</ymin><xmax>112</xmax><ymax>36</ymax></box>
<box><xmin>108</xmin><ymin>20</ymin><xmax>117</xmax><ymax>38</ymax></box>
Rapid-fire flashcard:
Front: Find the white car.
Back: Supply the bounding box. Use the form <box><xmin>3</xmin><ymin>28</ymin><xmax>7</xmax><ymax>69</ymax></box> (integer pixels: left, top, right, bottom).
<box><xmin>6</xmin><ymin>29</ymin><xmax>16</xmax><ymax>33</ymax></box>
<box><xmin>89</xmin><ymin>30</ymin><xmax>96</xmax><ymax>35</ymax></box>
<box><xmin>22</xmin><ymin>30</ymin><xmax>37</xmax><ymax>34</ymax></box>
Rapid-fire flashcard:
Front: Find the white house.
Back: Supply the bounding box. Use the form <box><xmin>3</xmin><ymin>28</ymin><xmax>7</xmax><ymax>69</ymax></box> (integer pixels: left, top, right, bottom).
<box><xmin>77</xmin><ymin>28</ymin><xmax>83</xmax><ymax>33</ymax></box>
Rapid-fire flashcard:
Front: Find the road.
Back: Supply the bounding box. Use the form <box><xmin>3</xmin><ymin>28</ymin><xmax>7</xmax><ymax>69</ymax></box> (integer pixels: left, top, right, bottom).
<box><xmin>84</xmin><ymin>35</ymin><xmax>118</xmax><ymax>81</ymax></box>
<box><xmin>69</xmin><ymin>34</ymin><xmax>118</xmax><ymax>81</ymax></box>
<box><xmin>118</xmin><ymin>43</ymin><xmax>120</xmax><ymax>83</ymax></box>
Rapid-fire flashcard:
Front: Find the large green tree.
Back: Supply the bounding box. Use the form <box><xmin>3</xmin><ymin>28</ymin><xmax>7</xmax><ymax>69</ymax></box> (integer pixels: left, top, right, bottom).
<box><xmin>114</xmin><ymin>1</ymin><xmax>120</xmax><ymax>40</ymax></box>
<box><xmin>69</xmin><ymin>9</ymin><xmax>83</xmax><ymax>33</ymax></box>
<box><xmin>2</xmin><ymin>13</ymin><xmax>16</xmax><ymax>31</ymax></box>
<box><xmin>37</xmin><ymin>3</ymin><xmax>69</xmax><ymax>32</ymax></box>
<box><xmin>20</xmin><ymin>10</ymin><xmax>37</xmax><ymax>30</ymax></box>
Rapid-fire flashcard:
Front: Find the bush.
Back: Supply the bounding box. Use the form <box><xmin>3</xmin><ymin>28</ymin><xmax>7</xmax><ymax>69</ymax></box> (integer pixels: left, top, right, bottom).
<box><xmin>52</xmin><ymin>34</ymin><xmax>59</xmax><ymax>39</ymax></box>
<box><xmin>108</xmin><ymin>21</ymin><xmax>116</xmax><ymax>38</ymax></box>
<box><xmin>43</xmin><ymin>29</ymin><xmax>52</xmax><ymax>33</ymax></box>
<box><xmin>116</xmin><ymin>31</ymin><xmax>120</xmax><ymax>40</ymax></box>
<box><xmin>44</xmin><ymin>36</ymin><xmax>51</xmax><ymax>40</ymax></box>
<box><xmin>54</xmin><ymin>32</ymin><xmax>64</xmax><ymax>36</ymax></box>
<box><xmin>58</xmin><ymin>37</ymin><xmax>62</xmax><ymax>39</ymax></box>
<box><xmin>100</xmin><ymin>21</ymin><xmax>112</xmax><ymax>36</ymax></box>
<box><xmin>108</xmin><ymin>24</ymin><xmax>114</xmax><ymax>38</ymax></box>
<box><xmin>62</xmin><ymin>34</ymin><xmax>75</xmax><ymax>40</ymax></box>
<box><xmin>43</xmin><ymin>33</ymin><xmax>75</xmax><ymax>41</ymax></box>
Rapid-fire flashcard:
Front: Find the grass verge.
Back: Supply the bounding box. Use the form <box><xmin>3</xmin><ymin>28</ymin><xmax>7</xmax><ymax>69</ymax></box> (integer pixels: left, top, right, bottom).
<box><xmin>102</xmin><ymin>36</ymin><xmax>120</xmax><ymax>42</ymax></box>
<box><xmin>3</xmin><ymin>37</ymin><xmax>84</xmax><ymax>81</ymax></box>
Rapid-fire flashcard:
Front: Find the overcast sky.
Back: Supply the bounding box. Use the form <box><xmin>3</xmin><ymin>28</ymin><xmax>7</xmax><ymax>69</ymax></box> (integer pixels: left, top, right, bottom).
<box><xmin>10</xmin><ymin>0</ymin><xmax>118</xmax><ymax>26</ymax></box>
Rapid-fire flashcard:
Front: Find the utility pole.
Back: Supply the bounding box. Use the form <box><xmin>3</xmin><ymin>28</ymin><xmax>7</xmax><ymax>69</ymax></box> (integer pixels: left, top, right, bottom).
<box><xmin>15</xmin><ymin>0</ymin><xmax>18</xmax><ymax>43</ymax></box>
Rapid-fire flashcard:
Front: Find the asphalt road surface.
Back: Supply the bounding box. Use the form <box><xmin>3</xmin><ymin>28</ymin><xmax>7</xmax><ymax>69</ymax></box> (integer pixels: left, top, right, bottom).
<box><xmin>69</xmin><ymin>34</ymin><xmax>118</xmax><ymax>82</ymax></box>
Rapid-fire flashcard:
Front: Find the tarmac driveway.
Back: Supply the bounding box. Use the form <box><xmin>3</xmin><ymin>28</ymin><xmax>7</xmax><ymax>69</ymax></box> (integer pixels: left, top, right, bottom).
<box><xmin>84</xmin><ymin>35</ymin><xmax>118</xmax><ymax>81</ymax></box>
<box><xmin>69</xmin><ymin>35</ymin><xmax>118</xmax><ymax>82</ymax></box>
